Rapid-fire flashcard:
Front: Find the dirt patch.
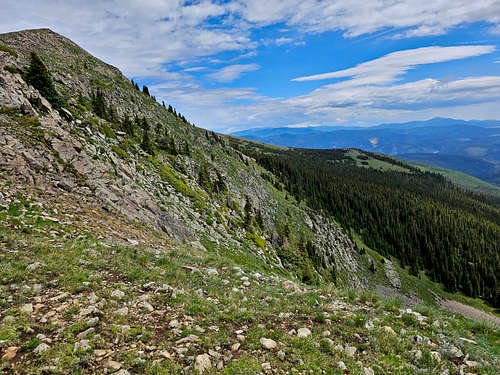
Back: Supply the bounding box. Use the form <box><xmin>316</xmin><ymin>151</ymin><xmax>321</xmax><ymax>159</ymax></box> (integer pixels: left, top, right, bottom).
<box><xmin>439</xmin><ymin>299</ymin><xmax>500</xmax><ymax>327</ymax></box>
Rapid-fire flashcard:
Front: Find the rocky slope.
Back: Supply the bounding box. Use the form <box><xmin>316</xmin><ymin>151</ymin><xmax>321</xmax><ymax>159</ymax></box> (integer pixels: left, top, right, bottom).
<box><xmin>0</xmin><ymin>29</ymin><xmax>498</xmax><ymax>374</ymax></box>
<box><xmin>0</xmin><ymin>28</ymin><xmax>363</xmax><ymax>288</ymax></box>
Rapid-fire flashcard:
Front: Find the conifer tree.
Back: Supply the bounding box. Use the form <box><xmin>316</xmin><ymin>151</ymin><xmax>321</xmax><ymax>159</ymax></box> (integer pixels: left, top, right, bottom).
<box><xmin>91</xmin><ymin>90</ymin><xmax>107</xmax><ymax>118</ymax></box>
<box><xmin>140</xmin><ymin>119</ymin><xmax>154</xmax><ymax>154</ymax></box>
<box><xmin>243</xmin><ymin>195</ymin><xmax>253</xmax><ymax>230</ymax></box>
<box><xmin>24</xmin><ymin>52</ymin><xmax>65</xmax><ymax>109</ymax></box>
<box><xmin>121</xmin><ymin>115</ymin><xmax>134</xmax><ymax>137</ymax></box>
<box><xmin>142</xmin><ymin>85</ymin><xmax>150</xmax><ymax>96</ymax></box>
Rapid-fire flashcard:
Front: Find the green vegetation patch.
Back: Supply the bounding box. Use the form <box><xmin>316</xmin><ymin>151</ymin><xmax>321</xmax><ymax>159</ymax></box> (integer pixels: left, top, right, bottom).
<box><xmin>0</xmin><ymin>44</ymin><xmax>18</xmax><ymax>57</ymax></box>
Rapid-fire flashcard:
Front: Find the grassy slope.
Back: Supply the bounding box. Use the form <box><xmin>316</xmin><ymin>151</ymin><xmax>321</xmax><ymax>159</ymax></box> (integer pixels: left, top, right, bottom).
<box><xmin>410</xmin><ymin>162</ymin><xmax>500</xmax><ymax>197</ymax></box>
<box><xmin>0</xmin><ymin>180</ymin><xmax>498</xmax><ymax>374</ymax></box>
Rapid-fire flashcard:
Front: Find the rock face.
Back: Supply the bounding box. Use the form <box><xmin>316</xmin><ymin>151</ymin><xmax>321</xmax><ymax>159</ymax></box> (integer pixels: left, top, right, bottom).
<box><xmin>0</xmin><ymin>28</ymin><xmax>364</xmax><ymax>290</ymax></box>
<box><xmin>383</xmin><ymin>259</ymin><xmax>401</xmax><ymax>290</ymax></box>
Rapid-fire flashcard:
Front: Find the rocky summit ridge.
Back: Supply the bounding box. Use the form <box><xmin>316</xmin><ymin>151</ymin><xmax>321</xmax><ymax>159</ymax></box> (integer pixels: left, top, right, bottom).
<box><xmin>0</xmin><ymin>29</ymin><xmax>498</xmax><ymax>374</ymax></box>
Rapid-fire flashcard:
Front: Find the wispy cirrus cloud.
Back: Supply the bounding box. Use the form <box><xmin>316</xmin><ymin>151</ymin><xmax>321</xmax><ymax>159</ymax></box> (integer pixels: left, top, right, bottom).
<box><xmin>207</xmin><ymin>63</ymin><xmax>260</xmax><ymax>82</ymax></box>
<box><xmin>292</xmin><ymin>45</ymin><xmax>496</xmax><ymax>84</ymax></box>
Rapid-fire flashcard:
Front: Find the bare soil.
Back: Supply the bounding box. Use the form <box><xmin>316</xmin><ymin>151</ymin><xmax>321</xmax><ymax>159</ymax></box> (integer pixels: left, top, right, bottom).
<box><xmin>439</xmin><ymin>299</ymin><xmax>500</xmax><ymax>327</ymax></box>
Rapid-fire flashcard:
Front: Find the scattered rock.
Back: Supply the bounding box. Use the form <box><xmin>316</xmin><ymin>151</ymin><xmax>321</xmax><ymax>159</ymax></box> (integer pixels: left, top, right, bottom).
<box><xmin>447</xmin><ymin>345</ymin><xmax>463</xmax><ymax>358</ymax></box>
<box><xmin>206</xmin><ymin>268</ymin><xmax>218</xmax><ymax>276</ymax></box>
<box><xmin>334</xmin><ymin>344</ymin><xmax>344</xmax><ymax>352</ymax></box>
<box><xmin>459</xmin><ymin>337</ymin><xmax>477</xmax><ymax>345</ymax></box>
<box><xmin>337</xmin><ymin>361</ymin><xmax>347</xmax><ymax>370</ymax></box>
<box><xmin>77</xmin><ymin>327</ymin><xmax>95</xmax><ymax>339</ymax></box>
<box><xmin>87</xmin><ymin>317</ymin><xmax>99</xmax><ymax>327</ymax></box>
<box><xmin>364</xmin><ymin>367</ymin><xmax>375</xmax><ymax>375</ymax></box>
<box><xmin>20</xmin><ymin>303</ymin><xmax>33</xmax><ymax>314</ymax></box>
<box><xmin>1</xmin><ymin>346</ymin><xmax>19</xmax><ymax>361</ymax></box>
<box><xmin>345</xmin><ymin>346</ymin><xmax>357</xmax><ymax>357</ymax></box>
<box><xmin>231</xmin><ymin>343</ymin><xmax>240</xmax><ymax>351</ymax></box>
<box><xmin>105</xmin><ymin>360</ymin><xmax>122</xmax><ymax>370</ymax></box>
<box><xmin>33</xmin><ymin>343</ymin><xmax>50</xmax><ymax>354</ymax></box>
<box><xmin>169</xmin><ymin>319</ymin><xmax>180</xmax><ymax>328</ymax></box>
<box><xmin>194</xmin><ymin>354</ymin><xmax>212</xmax><ymax>373</ymax></box>
<box><xmin>26</xmin><ymin>262</ymin><xmax>45</xmax><ymax>271</ymax></box>
<box><xmin>382</xmin><ymin>326</ymin><xmax>396</xmax><ymax>336</ymax></box>
<box><xmin>237</xmin><ymin>334</ymin><xmax>245</xmax><ymax>342</ymax></box>
<box><xmin>74</xmin><ymin>339</ymin><xmax>91</xmax><ymax>352</ymax></box>
<box><xmin>115</xmin><ymin>307</ymin><xmax>128</xmax><ymax>316</ymax></box>
<box><xmin>111</xmin><ymin>289</ymin><xmax>125</xmax><ymax>298</ymax></box>
<box><xmin>262</xmin><ymin>362</ymin><xmax>271</xmax><ymax>370</ymax></box>
<box><xmin>465</xmin><ymin>360</ymin><xmax>478</xmax><ymax>367</ymax></box>
<box><xmin>297</xmin><ymin>327</ymin><xmax>311</xmax><ymax>338</ymax></box>
<box><xmin>260</xmin><ymin>337</ymin><xmax>277</xmax><ymax>350</ymax></box>
<box><xmin>410</xmin><ymin>349</ymin><xmax>422</xmax><ymax>361</ymax></box>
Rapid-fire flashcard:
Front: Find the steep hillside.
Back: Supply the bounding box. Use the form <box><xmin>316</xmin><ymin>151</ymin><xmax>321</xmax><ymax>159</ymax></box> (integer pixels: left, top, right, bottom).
<box><xmin>0</xmin><ymin>29</ymin><xmax>499</xmax><ymax>374</ymax></box>
<box><xmin>228</xmin><ymin>142</ymin><xmax>500</xmax><ymax>307</ymax></box>
<box><xmin>0</xmin><ymin>28</ymin><xmax>364</xmax><ymax>289</ymax></box>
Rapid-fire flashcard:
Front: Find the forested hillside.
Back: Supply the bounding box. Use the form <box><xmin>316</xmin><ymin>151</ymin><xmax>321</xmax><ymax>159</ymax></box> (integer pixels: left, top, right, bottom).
<box><xmin>229</xmin><ymin>142</ymin><xmax>500</xmax><ymax>307</ymax></box>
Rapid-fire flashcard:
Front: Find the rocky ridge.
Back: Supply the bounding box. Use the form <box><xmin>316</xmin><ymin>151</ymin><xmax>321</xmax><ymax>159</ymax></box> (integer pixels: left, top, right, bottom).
<box><xmin>0</xmin><ymin>28</ymin><xmax>363</xmax><ymax>287</ymax></box>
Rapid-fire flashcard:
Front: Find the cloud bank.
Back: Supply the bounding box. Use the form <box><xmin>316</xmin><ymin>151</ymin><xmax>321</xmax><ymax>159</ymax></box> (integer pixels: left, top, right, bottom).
<box><xmin>1</xmin><ymin>1</ymin><xmax>499</xmax><ymax>131</ymax></box>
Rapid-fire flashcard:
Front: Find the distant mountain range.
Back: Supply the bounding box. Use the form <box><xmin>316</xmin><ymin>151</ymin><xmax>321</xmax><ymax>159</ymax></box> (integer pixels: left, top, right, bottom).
<box><xmin>232</xmin><ymin>118</ymin><xmax>500</xmax><ymax>185</ymax></box>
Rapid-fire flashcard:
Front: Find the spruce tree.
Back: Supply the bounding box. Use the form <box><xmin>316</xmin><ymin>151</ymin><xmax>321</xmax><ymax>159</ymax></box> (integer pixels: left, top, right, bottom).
<box><xmin>24</xmin><ymin>52</ymin><xmax>65</xmax><ymax>109</ymax></box>
<box><xmin>121</xmin><ymin>115</ymin><xmax>134</xmax><ymax>137</ymax></box>
<box><xmin>142</xmin><ymin>85</ymin><xmax>150</xmax><ymax>96</ymax></box>
<box><xmin>140</xmin><ymin>119</ymin><xmax>154</xmax><ymax>154</ymax></box>
<box><xmin>91</xmin><ymin>90</ymin><xmax>107</xmax><ymax>119</ymax></box>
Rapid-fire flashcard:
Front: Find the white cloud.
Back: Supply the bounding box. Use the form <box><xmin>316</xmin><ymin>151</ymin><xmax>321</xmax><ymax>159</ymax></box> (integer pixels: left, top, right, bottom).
<box><xmin>184</xmin><ymin>66</ymin><xmax>207</xmax><ymax>72</ymax></box>
<box><xmin>207</xmin><ymin>63</ymin><xmax>260</xmax><ymax>82</ymax></box>
<box><xmin>0</xmin><ymin>0</ymin><xmax>251</xmax><ymax>77</ymax></box>
<box><xmin>233</xmin><ymin>0</ymin><xmax>500</xmax><ymax>38</ymax></box>
<box><xmin>292</xmin><ymin>45</ymin><xmax>496</xmax><ymax>84</ymax></box>
<box><xmin>1</xmin><ymin>1</ymin><xmax>499</xmax><ymax>131</ymax></box>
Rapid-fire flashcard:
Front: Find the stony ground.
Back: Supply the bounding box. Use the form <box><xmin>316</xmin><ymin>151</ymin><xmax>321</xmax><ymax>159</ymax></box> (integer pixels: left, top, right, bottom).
<box><xmin>1</xmin><ymin>181</ymin><xmax>499</xmax><ymax>375</ymax></box>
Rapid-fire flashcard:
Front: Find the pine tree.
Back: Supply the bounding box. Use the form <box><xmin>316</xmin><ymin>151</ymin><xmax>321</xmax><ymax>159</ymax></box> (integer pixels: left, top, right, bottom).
<box><xmin>24</xmin><ymin>52</ymin><xmax>65</xmax><ymax>109</ymax></box>
<box><xmin>91</xmin><ymin>90</ymin><xmax>107</xmax><ymax>119</ymax></box>
<box><xmin>243</xmin><ymin>195</ymin><xmax>253</xmax><ymax>230</ymax></box>
<box><xmin>169</xmin><ymin>137</ymin><xmax>178</xmax><ymax>156</ymax></box>
<box><xmin>183</xmin><ymin>142</ymin><xmax>191</xmax><ymax>156</ymax></box>
<box><xmin>198</xmin><ymin>165</ymin><xmax>213</xmax><ymax>194</ymax></box>
<box><xmin>142</xmin><ymin>85</ymin><xmax>150</xmax><ymax>96</ymax></box>
<box><xmin>215</xmin><ymin>170</ymin><xmax>227</xmax><ymax>194</ymax></box>
<box><xmin>255</xmin><ymin>210</ymin><xmax>264</xmax><ymax>229</ymax></box>
<box><xmin>121</xmin><ymin>115</ymin><xmax>134</xmax><ymax>137</ymax></box>
<box><xmin>140</xmin><ymin>119</ymin><xmax>154</xmax><ymax>154</ymax></box>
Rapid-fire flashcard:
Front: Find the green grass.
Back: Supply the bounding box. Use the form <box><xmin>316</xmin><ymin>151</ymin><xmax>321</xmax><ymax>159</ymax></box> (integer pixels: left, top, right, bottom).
<box><xmin>412</xmin><ymin>162</ymin><xmax>500</xmax><ymax>196</ymax></box>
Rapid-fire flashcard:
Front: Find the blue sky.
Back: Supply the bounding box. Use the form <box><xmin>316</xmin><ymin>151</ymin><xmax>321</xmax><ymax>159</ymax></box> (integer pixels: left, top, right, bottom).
<box><xmin>2</xmin><ymin>1</ymin><xmax>500</xmax><ymax>132</ymax></box>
